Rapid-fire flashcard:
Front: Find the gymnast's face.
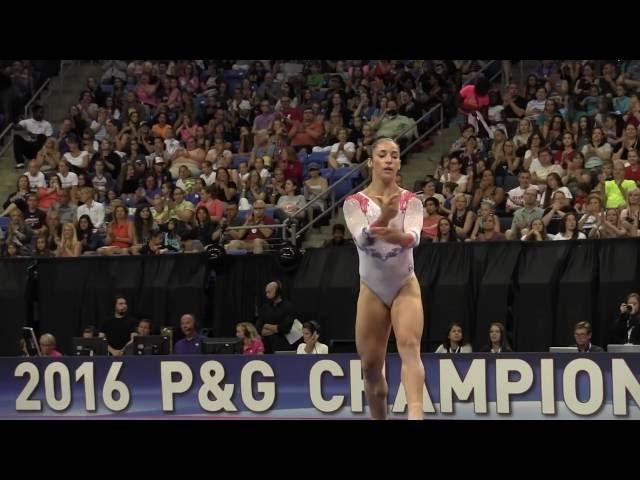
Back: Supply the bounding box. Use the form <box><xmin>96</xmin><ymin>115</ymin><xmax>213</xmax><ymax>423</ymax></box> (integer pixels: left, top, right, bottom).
<box><xmin>369</xmin><ymin>140</ymin><xmax>401</xmax><ymax>182</ymax></box>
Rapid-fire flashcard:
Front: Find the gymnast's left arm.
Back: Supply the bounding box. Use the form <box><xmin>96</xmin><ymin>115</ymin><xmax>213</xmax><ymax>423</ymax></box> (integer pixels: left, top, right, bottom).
<box><xmin>400</xmin><ymin>196</ymin><xmax>422</xmax><ymax>248</ymax></box>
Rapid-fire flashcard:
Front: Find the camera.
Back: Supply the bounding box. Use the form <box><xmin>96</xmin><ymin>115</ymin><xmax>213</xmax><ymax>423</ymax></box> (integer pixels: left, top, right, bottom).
<box><xmin>624</xmin><ymin>304</ymin><xmax>633</xmax><ymax>313</ymax></box>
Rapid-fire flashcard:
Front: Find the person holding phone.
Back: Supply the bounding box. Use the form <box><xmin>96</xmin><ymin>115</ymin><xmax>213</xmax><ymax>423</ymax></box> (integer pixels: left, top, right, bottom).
<box><xmin>296</xmin><ymin>321</ymin><xmax>328</xmax><ymax>354</ymax></box>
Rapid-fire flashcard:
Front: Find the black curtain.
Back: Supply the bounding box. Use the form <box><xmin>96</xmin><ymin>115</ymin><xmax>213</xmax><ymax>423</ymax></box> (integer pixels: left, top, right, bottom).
<box><xmin>3</xmin><ymin>238</ymin><xmax>640</xmax><ymax>356</ymax></box>
<box><xmin>0</xmin><ymin>259</ymin><xmax>31</xmax><ymax>356</ymax></box>
<box><xmin>471</xmin><ymin>242</ymin><xmax>522</xmax><ymax>351</ymax></box>
<box><xmin>37</xmin><ymin>255</ymin><xmax>207</xmax><ymax>355</ymax></box>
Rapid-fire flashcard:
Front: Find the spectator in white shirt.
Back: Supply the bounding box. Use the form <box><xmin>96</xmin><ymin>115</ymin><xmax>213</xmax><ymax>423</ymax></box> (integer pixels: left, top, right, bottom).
<box><xmin>25</xmin><ymin>160</ymin><xmax>46</xmax><ymax>191</ymax></box>
<box><xmin>76</xmin><ymin>187</ymin><xmax>105</xmax><ymax>229</ymax></box>
<box><xmin>296</xmin><ymin>321</ymin><xmax>329</xmax><ymax>354</ymax></box>
<box><xmin>13</xmin><ymin>104</ymin><xmax>53</xmax><ymax>169</ymax></box>
<box><xmin>328</xmin><ymin>128</ymin><xmax>356</xmax><ymax>169</ymax></box>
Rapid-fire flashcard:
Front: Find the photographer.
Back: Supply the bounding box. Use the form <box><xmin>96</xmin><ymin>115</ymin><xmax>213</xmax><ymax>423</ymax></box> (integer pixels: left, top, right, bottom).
<box><xmin>613</xmin><ymin>292</ymin><xmax>640</xmax><ymax>345</ymax></box>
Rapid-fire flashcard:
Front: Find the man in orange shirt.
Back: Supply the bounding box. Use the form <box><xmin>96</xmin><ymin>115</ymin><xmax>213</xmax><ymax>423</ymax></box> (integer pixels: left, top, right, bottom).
<box><xmin>152</xmin><ymin>113</ymin><xmax>172</xmax><ymax>139</ymax></box>
<box><xmin>287</xmin><ymin>108</ymin><xmax>323</xmax><ymax>151</ymax></box>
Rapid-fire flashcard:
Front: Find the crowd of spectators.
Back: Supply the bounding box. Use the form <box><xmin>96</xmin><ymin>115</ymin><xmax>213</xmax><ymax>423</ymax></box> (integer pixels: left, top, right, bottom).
<box><xmin>418</xmin><ymin>60</ymin><xmax>640</xmax><ymax>244</ymax></box>
<box><xmin>2</xmin><ymin>59</ymin><xmax>469</xmax><ymax>256</ymax></box>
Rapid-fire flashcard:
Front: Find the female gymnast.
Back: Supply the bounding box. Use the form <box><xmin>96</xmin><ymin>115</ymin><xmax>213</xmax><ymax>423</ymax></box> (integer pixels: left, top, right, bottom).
<box><xmin>343</xmin><ymin>137</ymin><xmax>425</xmax><ymax>420</ymax></box>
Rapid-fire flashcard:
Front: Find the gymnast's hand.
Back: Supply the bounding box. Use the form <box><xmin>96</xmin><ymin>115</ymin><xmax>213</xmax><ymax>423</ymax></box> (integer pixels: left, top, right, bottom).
<box><xmin>370</xmin><ymin>226</ymin><xmax>412</xmax><ymax>246</ymax></box>
<box><xmin>374</xmin><ymin>192</ymin><xmax>400</xmax><ymax>226</ymax></box>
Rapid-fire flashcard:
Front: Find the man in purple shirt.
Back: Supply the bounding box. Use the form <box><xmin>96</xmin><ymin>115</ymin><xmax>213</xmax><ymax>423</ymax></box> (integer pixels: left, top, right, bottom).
<box><xmin>252</xmin><ymin>100</ymin><xmax>276</xmax><ymax>134</ymax></box>
<box><xmin>174</xmin><ymin>314</ymin><xmax>204</xmax><ymax>355</ymax></box>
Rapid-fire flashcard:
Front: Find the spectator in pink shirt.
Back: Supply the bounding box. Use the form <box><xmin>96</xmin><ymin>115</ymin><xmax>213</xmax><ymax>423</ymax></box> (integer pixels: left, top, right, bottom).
<box><xmin>236</xmin><ymin>322</ymin><xmax>265</xmax><ymax>355</ymax></box>
<box><xmin>39</xmin><ymin>333</ymin><xmax>63</xmax><ymax>357</ymax></box>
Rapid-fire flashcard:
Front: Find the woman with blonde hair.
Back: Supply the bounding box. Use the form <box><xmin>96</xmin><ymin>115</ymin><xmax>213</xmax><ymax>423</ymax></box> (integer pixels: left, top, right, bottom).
<box><xmin>55</xmin><ymin>222</ymin><xmax>82</xmax><ymax>257</ymax></box>
<box><xmin>35</xmin><ymin>137</ymin><xmax>61</xmax><ymax>173</ymax></box>
<box><xmin>39</xmin><ymin>333</ymin><xmax>62</xmax><ymax>357</ymax></box>
<box><xmin>235</xmin><ymin>322</ymin><xmax>264</xmax><ymax>355</ymax></box>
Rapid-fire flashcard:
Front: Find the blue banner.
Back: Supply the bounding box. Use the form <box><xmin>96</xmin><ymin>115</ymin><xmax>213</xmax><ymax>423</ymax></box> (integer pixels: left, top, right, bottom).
<box><xmin>1</xmin><ymin>354</ymin><xmax>640</xmax><ymax>419</ymax></box>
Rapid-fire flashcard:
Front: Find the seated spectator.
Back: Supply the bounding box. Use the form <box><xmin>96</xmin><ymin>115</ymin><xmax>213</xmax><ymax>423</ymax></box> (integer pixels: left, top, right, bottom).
<box><xmin>98</xmin><ymin>205</ymin><xmax>134</xmax><ymax>255</ymax></box>
<box><xmin>470</xmin><ymin>170</ymin><xmax>505</xmax><ymax>211</ymax></box>
<box><xmin>211</xmin><ymin>202</ymin><xmax>244</xmax><ymax>247</ymax></box>
<box><xmin>581</xmin><ymin>127</ymin><xmax>612</xmax><ymax>170</ymax></box>
<box><xmin>137</xmin><ymin>229</ymin><xmax>165</xmax><ymax>255</ymax></box>
<box><xmin>542</xmin><ymin>190</ymin><xmax>575</xmax><ymax>236</ymax></box>
<box><xmin>552</xmin><ymin>212</ymin><xmax>586</xmax><ymax>240</ymax></box>
<box><xmin>13</xmin><ymin>104</ymin><xmax>53</xmax><ymax>169</ymax></box>
<box><xmin>274</xmin><ymin>179</ymin><xmax>306</xmax><ymax>224</ymax></box>
<box><xmin>449</xmin><ymin>194</ymin><xmax>475</xmax><ymax>240</ymax></box>
<box><xmin>122</xmin><ymin>318</ymin><xmax>153</xmax><ymax>355</ymax></box>
<box><xmin>435</xmin><ymin>323</ymin><xmax>472</xmax><ymax>353</ymax></box>
<box><xmin>256</xmin><ymin>281</ymin><xmax>297</xmax><ymax>353</ymax></box>
<box><xmin>503</xmin><ymin>82</ymin><xmax>527</xmax><ymax>120</ymax></box>
<box><xmin>439</xmin><ymin>155</ymin><xmax>468</xmax><ymax>194</ymax></box>
<box><xmin>279</xmin><ymin>146</ymin><xmax>303</xmax><ymax>184</ymax></box>
<box><xmin>36</xmin><ymin>175</ymin><xmax>62</xmax><ymax>212</ymax></box>
<box><xmin>589</xmin><ymin>209</ymin><xmax>629</xmax><ymax>239</ymax></box>
<box><xmin>421</xmin><ymin>196</ymin><xmax>443</xmax><ymax>242</ymax></box>
<box><xmin>604</xmin><ymin>160</ymin><xmax>637</xmax><ymax>209</ymax></box>
<box><xmin>250</xmin><ymin>129</ymin><xmax>277</xmax><ymax>167</ymax></box>
<box><xmin>175</xmin><ymin>165</ymin><xmax>197</xmax><ymax>195</ymax></box>
<box><xmin>433</xmin><ymin>217</ymin><xmax>460</xmax><ymax>243</ymax></box>
<box><xmin>613</xmin><ymin>292</ymin><xmax>640</xmax><ymax>345</ymax></box>
<box><xmin>236</xmin><ymin>322</ymin><xmax>265</xmax><ymax>355</ymax></box>
<box><xmin>193</xmin><ymin>206</ymin><xmax>215</xmax><ymax>248</ymax></box>
<box><xmin>578</xmin><ymin>194</ymin><xmax>604</xmax><ymax>237</ymax></box>
<box><xmin>35</xmin><ymin>137</ymin><xmax>61</xmax><ymax>174</ymax></box>
<box><xmin>214</xmin><ymin>168</ymin><xmax>237</xmax><ymax>204</ymax></box>
<box><xmin>23</xmin><ymin>194</ymin><xmax>47</xmax><ymax>237</ymax></box>
<box><xmin>34</xmin><ymin>235</ymin><xmax>53</xmax><ymax>257</ymax></box>
<box><xmin>39</xmin><ymin>333</ymin><xmax>62</xmax><ymax>357</ymax></box>
<box><xmin>524</xmin><ymin>86</ymin><xmax>548</xmax><ymax>122</ymax></box>
<box><xmin>506</xmin><ymin>171</ymin><xmax>538</xmax><ymax>213</ymax></box>
<box><xmin>3</xmin><ymin>241</ymin><xmax>20</xmax><ymax>257</ymax></box>
<box><xmin>63</xmin><ymin>135</ymin><xmax>90</xmax><ymax>174</ymax></box>
<box><xmin>620</xmin><ymin>188</ymin><xmax>640</xmax><ymax>237</ymax></box>
<box><xmin>522</xmin><ymin>218</ymin><xmax>552</xmax><ymax>241</ymax></box>
<box><xmin>252</xmin><ymin>100</ymin><xmax>276</xmax><ymax>134</ymax></box>
<box><xmin>199</xmin><ymin>161</ymin><xmax>216</xmax><ymax>187</ymax></box>
<box><xmin>226</xmin><ymin>199</ymin><xmax>274</xmax><ymax>254</ymax></box>
<box><xmin>530</xmin><ymin>149</ymin><xmax>565</xmax><ymax>186</ymax></box>
<box><xmin>288</xmin><ymin>108</ymin><xmax>323</xmax><ymax>151</ymax></box>
<box><xmin>328</xmin><ymin>128</ymin><xmax>356</xmax><ymax>169</ymax></box>
<box><xmin>174</xmin><ymin>314</ymin><xmax>204</xmax><ymax>355</ymax></box>
<box><xmin>6</xmin><ymin>209</ymin><xmax>33</xmax><ymax>254</ymax></box>
<box><xmin>523</xmin><ymin>132</ymin><xmax>543</xmax><ymax>172</ymax></box>
<box><xmin>480</xmin><ymin>322</ymin><xmax>512</xmax><ymax>353</ymax></box>
<box><xmin>508</xmin><ymin>187</ymin><xmax>544</xmax><ymax>239</ymax></box>
<box><xmin>25</xmin><ymin>160</ymin><xmax>46</xmax><ymax>191</ymax></box>
<box><xmin>172</xmin><ymin>136</ymin><xmax>205</xmax><ymax>177</ymax></box>
<box><xmin>2</xmin><ymin>175</ymin><xmax>31</xmax><ymax>217</ymax></box>
<box><xmin>323</xmin><ymin>223</ymin><xmax>353</xmax><ymax>247</ymax></box>
<box><xmin>90</xmin><ymin>159</ymin><xmax>115</xmax><ymax>202</ymax></box>
<box><xmin>540</xmin><ymin>172</ymin><xmax>573</xmax><ymax>209</ymax></box>
<box><xmin>169</xmin><ymin>187</ymin><xmax>195</xmax><ymax>221</ymax></box>
<box><xmin>56</xmin><ymin>160</ymin><xmax>79</xmax><ymax>197</ymax></box>
<box><xmin>474</xmin><ymin>213</ymin><xmax>505</xmax><ymax>242</ymax></box>
<box><xmin>572</xmin><ymin>321</ymin><xmax>603</xmax><ymax>353</ymax></box>
<box><xmin>623</xmin><ymin>149</ymin><xmax>640</xmax><ymax>182</ymax></box>
<box><xmin>82</xmin><ymin>325</ymin><xmax>98</xmax><ymax>339</ymax></box>
<box><xmin>76</xmin><ymin>187</ymin><xmax>105</xmax><ymax>229</ymax></box>
<box><xmin>76</xmin><ymin>214</ymin><xmax>101</xmax><ymax>252</ymax></box>
<box><xmin>56</xmin><ymin>222</ymin><xmax>82</xmax><ymax>257</ymax></box>
<box><xmin>239</xmin><ymin>168</ymin><xmax>262</xmax><ymax>204</ymax></box>
<box><xmin>297</xmin><ymin>321</ymin><xmax>329</xmax><ymax>354</ymax></box>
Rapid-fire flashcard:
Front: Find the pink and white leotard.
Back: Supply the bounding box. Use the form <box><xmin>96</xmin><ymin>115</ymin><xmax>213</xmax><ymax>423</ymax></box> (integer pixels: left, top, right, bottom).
<box><xmin>343</xmin><ymin>189</ymin><xmax>423</xmax><ymax>307</ymax></box>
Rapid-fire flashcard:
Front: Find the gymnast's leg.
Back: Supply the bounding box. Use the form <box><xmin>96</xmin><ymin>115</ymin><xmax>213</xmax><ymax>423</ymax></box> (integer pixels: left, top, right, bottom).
<box><xmin>355</xmin><ymin>282</ymin><xmax>392</xmax><ymax>420</ymax></box>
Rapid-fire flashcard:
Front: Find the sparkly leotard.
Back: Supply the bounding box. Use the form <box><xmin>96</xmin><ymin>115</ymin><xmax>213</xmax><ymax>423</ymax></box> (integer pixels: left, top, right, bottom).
<box><xmin>343</xmin><ymin>189</ymin><xmax>423</xmax><ymax>307</ymax></box>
